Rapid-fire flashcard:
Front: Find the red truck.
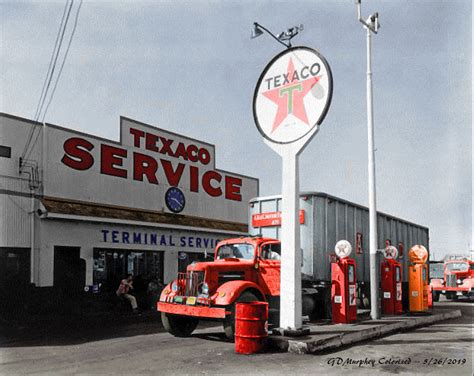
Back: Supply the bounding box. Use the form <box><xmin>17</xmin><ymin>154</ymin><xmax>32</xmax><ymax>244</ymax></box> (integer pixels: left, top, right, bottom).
<box><xmin>158</xmin><ymin>236</ymin><xmax>320</xmax><ymax>339</ymax></box>
<box><xmin>430</xmin><ymin>259</ymin><xmax>474</xmax><ymax>301</ymax></box>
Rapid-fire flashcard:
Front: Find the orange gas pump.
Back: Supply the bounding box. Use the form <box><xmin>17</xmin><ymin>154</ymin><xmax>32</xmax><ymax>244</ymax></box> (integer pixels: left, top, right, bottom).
<box><xmin>331</xmin><ymin>240</ymin><xmax>357</xmax><ymax>324</ymax></box>
<box><xmin>408</xmin><ymin>245</ymin><xmax>429</xmax><ymax>313</ymax></box>
<box><xmin>381</xmin><ymin>246</ymin><xmax>403</xmax><ymax>315</ymax></box>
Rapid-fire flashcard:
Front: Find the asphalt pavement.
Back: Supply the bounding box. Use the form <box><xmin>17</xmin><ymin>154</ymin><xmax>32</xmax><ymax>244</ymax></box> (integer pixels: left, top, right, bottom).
<box><xmin>0</xmin><ymin>297</ymin><xmax>472</xmax><ymax>375</ymax></box>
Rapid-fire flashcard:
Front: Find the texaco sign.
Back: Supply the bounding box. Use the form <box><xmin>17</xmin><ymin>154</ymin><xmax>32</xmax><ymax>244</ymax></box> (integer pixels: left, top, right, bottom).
<box><xmin>253</xmin><ymin>47</ymin><xmax>333</xmax><ymax>144</ymax></box>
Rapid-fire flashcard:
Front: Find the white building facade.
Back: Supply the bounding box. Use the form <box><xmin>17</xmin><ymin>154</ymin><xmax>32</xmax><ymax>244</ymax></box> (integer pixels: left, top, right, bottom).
<box><xmin>0</xmin><ymin>113</ymin><xmax>258</xmax><ymax>296</ymax></box>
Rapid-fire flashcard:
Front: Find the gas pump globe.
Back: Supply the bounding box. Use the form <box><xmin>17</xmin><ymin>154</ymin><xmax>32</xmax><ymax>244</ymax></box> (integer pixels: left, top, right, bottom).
<box><xmin>335</xmin><ymin>240</ymin><xmax>353</xmax><ymax>259</ymax></box>
<box><xmin>331</xmin><ymin>240</ymin><xmax>357</xmax><ymax>323</ymax></box>
<box><xmin>381</xmin><ymin>245</ymin><xmax>403</xmax><ymax>315</ymax></box>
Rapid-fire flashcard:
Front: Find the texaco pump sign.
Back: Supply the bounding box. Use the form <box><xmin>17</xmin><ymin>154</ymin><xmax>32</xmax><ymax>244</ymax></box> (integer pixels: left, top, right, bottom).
<box><xmin>253</xmin><ymin>46</ymin><xmax>333</xmax><ymax>144</ymax></box>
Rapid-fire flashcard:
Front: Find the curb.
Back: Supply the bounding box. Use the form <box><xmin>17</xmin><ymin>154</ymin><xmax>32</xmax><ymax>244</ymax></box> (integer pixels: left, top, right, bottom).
<box><xmin>270</xmin><ymin>310</ymin><xmax>462</xmax><ymax>354</ymax></box>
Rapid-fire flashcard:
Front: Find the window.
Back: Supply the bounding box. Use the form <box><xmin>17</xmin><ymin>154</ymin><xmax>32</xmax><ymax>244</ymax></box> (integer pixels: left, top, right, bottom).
<box><xmin>93</xmin><ymin>249</ymin><xmax>163</xmax><ymax>292</ymax></box>
<box><xmin>348</xmin><ymin>264</ymin><xmax>355</xmax><ymax>283</ymax></box>
<box><xmin>216</xmin><ymin>243</ymin><xmax>254</xmax><ymax>260</ymax></box>
<box><xmin>260</xmin><ymin>243</ymin><xmax>281</xmax><ymax>260</ymax></box>
<box><xmin>445</xmin><ymin>262</ymin><xmax>469</xmax><ymax>272</ymax></box>
<box><xmin>395</xmin><ymin>267</ymin><xmax>401</xmax><ymax>282</ymax></box>
<box><xmin>0</xmin><ymin>145</ymin><xmax>11</xmax><ymax>158</ymax></box>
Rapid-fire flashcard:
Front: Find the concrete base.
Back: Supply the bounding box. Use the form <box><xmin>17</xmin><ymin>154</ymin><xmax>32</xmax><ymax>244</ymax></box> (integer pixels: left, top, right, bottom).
<box><xmin>268</xmin><ymin>309</ymin><xmax>462</xmax><ymax>354</ymax></box>
<box><xmin>272</xmin><ymin>326</ymin><xmax>310</xmax><ymax>337</ymax></box>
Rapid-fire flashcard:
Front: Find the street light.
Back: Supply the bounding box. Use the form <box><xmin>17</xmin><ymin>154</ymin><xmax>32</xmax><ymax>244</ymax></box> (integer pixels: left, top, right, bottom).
<box><xmin>251</xmin><ymin>22</ymin><xmax>303</xmax><ymax>48</ymax></box>
<box><xmin>355</xmin><ymin>0</ymin><xmax>381</xmax><ymax>320</ymax></box>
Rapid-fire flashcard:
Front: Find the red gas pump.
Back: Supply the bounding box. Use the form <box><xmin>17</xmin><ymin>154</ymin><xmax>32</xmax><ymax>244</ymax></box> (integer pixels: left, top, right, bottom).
<box><xmin>332</xmin><ymin>240</ymin><xmax>357</xmax><ymax>324</ymax></box>
<box><xmin>381</xmin><ymin>245</ymin><xmax>403</xmax><ymax>315</ymax></box>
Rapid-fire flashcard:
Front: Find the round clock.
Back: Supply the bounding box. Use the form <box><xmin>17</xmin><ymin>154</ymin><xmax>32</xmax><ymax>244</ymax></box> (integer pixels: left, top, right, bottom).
<box><xmin>165</xmin><ymin>187</ymin><xmax>185</xmax><ymax>213</ymax></box>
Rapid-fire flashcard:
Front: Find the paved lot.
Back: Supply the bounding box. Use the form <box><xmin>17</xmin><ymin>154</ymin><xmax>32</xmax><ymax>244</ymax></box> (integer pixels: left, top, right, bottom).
<box><xmin>0</xmin><ymin>298</ymin><xmax>472</xmax><ymax>375</ymax></box>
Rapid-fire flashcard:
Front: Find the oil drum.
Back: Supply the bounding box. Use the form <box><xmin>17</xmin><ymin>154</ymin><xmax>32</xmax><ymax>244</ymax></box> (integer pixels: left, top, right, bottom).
<box><xmin>235</xmin><ymin>301</ymin><xmax>268</xmax><ymax>354</ymax></box>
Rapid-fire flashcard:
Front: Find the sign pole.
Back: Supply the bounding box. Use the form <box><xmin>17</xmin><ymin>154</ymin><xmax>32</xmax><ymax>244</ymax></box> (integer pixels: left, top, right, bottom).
<box><xmin>280</xmin><ymin>148</ymin><xmax>302</xmax><ymax>328</ymax></box>
<box><xmin>254</xmin><ymin>47</ymin><xmax>333</xmax><ymax>332</ymax></box>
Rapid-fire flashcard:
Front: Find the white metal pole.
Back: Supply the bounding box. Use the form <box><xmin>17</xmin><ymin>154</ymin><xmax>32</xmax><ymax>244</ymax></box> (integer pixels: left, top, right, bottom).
<box><xmin>279</xmin><ymin>148</ymin><xmax>302</xmax><ymax>329</ymax></box>
<box><xmin>366</xmin><ymin>27</ymin><xmax>380</xmax><ymax>320</ymax></box>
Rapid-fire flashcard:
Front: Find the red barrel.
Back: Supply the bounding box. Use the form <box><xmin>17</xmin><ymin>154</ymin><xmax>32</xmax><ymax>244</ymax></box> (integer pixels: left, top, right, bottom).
<box><xmin>235</xmin><ymin>301</ymin><xmax>268</xmax><ymax>354</ymax></box>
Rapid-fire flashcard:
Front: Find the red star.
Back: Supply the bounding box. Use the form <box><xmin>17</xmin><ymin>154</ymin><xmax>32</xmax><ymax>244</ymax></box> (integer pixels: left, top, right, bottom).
<box><xmin>262</xmin><ymin>58</ymin><xmax>321</xmax><ymax>133</ymax></box>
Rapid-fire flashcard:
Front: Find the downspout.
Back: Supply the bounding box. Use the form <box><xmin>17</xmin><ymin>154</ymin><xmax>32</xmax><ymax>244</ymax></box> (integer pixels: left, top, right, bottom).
<box><xmin>30</xmin><ymin>193</ymin><xmax>35</xmax><ymax>284</ymax></box>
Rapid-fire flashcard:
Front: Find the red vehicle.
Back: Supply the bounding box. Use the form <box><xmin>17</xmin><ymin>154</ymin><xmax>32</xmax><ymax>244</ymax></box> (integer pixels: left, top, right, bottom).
<box><xmin>430</xmin><ymin>259</ymin><xmax>474</xmax><ymax>301</ymax></box>
<box><xmin>158</xmin><ymin>236</ymin><xmax>319</xmax><ymax>339</ymax></box>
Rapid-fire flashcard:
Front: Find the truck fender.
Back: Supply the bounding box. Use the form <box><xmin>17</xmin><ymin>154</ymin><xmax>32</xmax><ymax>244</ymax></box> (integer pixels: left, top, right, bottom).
<box><xmin>430</xmin><ymin>278</ymin><xmax>444</xmax><ymax>289</ymax></box>
<box><xmin>213</xmin><ymin>281</ymin><xmax>266</xmax><ymax>306</ymax></box>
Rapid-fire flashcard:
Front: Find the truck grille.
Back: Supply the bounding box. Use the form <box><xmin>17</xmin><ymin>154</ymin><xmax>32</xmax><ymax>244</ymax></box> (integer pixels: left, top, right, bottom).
<box><xmin>177</xmin><ymin>271</ymin><xmax>205</xmax><ymax>297</ymax></box>
<box><xmin>446</xmin><ymin>274</ymin><xmax>457</xmax><ymax>287</ymax></box>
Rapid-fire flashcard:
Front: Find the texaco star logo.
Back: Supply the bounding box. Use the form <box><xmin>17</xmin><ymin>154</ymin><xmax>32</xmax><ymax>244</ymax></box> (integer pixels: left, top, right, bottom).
<box><xmin>262</xmin><ymin>58</ymin><xmax>322</xmax><ymax>133</ymax></box>
<box><xmin>253</xmin><ymin>47</ymin><xmax>333</xmax><ymax>144</ymax></box>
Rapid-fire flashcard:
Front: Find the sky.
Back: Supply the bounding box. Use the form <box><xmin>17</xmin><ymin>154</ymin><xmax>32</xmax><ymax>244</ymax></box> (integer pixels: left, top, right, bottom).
<box><xmin>1</xmin><ymin>0</ymin><xmax>472</xmax><ymax>260</ymax></box>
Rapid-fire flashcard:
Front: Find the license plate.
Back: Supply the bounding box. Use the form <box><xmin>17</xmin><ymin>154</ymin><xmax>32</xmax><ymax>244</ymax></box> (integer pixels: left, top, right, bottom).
<box><xmin>186</xmin><ymin>297</ymin><xmax>196</xmax><ymax>305</ymax></box>
<box><xmin>456</xmin><ymin>291</ymin><xmax>463</xmax><ymax>296</ymax></box>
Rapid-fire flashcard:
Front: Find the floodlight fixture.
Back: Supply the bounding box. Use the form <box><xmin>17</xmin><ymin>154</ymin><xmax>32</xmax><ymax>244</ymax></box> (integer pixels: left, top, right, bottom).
<box><xmin>251</xmin><ymin>22</ymin><xmax>303</xmax><ymax>48</ymax></box>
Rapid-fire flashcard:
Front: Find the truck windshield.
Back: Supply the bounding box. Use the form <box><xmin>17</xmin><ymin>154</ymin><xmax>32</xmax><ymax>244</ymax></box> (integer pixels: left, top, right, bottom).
<box><xmin>446</xmin><ymin>262</ymin><xmax>468</xmax><ymax>272</ymax></box>
<box><xmin>216</xmin><ymin>244</ymin><xmax>255</xmax><ymax>260</ymax></box>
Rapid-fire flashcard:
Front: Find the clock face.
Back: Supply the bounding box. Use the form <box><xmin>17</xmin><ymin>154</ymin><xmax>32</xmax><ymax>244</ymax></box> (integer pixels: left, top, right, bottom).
<box><xmin>165</xmin><ymin>187</ymin><xmax>185</xmax><ymax>213</ymax></box>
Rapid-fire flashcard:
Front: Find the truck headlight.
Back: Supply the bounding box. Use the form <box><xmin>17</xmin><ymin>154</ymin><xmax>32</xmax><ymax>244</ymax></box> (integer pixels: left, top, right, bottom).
<box><xmin>171</xmin><ymin>281</ymin><xmax>179</xmax><ymax>292</ymax></box>
<box><xmin>456</xmin><ymin>279</ymin><xmax>462</xmax><ymax>284</ymax></box>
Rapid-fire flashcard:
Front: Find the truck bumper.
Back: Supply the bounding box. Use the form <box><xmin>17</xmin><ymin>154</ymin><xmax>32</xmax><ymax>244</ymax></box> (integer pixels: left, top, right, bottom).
<box><xmin>433</xmin><ymin>287</ymin><xmax>470</xmax><ymax>292</ymax></box>
<box><xmin>158</xmin><ymin>302</ymin><xmax>228</xmax><ymax>319</ymax></box>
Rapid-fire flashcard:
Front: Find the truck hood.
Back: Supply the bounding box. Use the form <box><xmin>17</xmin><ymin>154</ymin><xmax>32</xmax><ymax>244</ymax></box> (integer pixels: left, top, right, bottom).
<box><xmin>187</xmin><ymin>259</ymin><xmax>255</xmax><ymax>273</ymax></box>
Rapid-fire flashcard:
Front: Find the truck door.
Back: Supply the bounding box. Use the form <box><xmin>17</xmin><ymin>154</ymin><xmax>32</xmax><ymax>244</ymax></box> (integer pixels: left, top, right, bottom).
<box><xmin>257</xmin><ymin>243</ymin><xmax>281</xmax><ymax>296</ymax></box>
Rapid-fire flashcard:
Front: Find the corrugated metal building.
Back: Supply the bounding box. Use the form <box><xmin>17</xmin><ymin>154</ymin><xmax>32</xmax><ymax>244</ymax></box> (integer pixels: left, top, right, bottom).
<box><xmin>249</xmin><ymin>192</ymin><xmax>429</xmax><ymax>306</ymax></box>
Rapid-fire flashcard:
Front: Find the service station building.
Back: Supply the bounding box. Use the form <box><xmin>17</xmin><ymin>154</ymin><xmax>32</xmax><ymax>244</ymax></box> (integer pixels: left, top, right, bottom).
<box><xmin>0</xmin><ymin>113</ymin><xmax>258</xmax><ymax>304</ymax></box>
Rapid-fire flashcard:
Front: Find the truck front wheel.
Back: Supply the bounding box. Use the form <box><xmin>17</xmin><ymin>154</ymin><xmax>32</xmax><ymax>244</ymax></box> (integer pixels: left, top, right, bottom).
<box><xmin>161</xmin><ymin>312</ymin><xmax>199</xmax><ymax>337</ymax></box>
<box><xmin>432</xmin><ymin>291</ymin><xmax>440</xmax><ymax>302</ymax></box>
<box><xmin>223</xmin><ymin>291</ymin><xmax>259</xmax><ymax>341</ymax></box>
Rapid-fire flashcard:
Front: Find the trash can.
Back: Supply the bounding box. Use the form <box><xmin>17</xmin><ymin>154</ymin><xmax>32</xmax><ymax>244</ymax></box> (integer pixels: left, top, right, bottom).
<box><xmin>235</xmin><ymin>301</ymin><xmax>268</xmax><ymax>354</ymax></box>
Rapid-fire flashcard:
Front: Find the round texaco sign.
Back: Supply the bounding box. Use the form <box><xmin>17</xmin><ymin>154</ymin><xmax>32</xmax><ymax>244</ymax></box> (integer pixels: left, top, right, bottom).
<box><xmin>253</xmin><ymin>46</ymin><xmax>333</xmax><ymax>144</ymax></box>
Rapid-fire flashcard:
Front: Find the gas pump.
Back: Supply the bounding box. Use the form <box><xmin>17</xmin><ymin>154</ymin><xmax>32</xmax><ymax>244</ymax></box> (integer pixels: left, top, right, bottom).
<box><xmin>408</xmin><ymin>245</ymin><xmax>429</xmax><ymax>313</ymax></box>
<box><xmin>381</xmin><ymin>245</ymin><xmax>403</xmax><ymax>315</ymax></box>
<box><xmin>331</xmin><ymin>240</ymin><xmax>357</xmax><ymax>324</ymax></box>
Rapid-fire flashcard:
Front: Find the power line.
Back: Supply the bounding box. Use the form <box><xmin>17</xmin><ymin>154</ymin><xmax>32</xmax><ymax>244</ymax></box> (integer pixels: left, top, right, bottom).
<box><xmin>24</xmin><ymin>0</ymin><xmax>83</xmax><ymax>163</ymax></box>
<box><xmin>41</xmin><ymin>0</ymin><xmax>83</xmax><ymax>124</ymax></box>
<box><xmin>20</xmin><ymin>0</ymin><xmax>74</xmax><ymax>166</ymax></box>
<box><xmin>21</xmin><ymin>1</ymin><xmax>72</xmax><ymax>166</ymax></box>
<box><xmin>33</xmin><ymin>1</ymin><xmax>71</xmax><ymax>123</ymax></box>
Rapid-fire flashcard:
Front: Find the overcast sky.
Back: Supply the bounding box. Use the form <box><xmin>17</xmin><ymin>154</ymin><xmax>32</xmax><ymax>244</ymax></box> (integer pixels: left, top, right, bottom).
<box><xmin>1</xmin><ymin>0</ymin><xmax>472</xmax><ymax>260</ymax></box>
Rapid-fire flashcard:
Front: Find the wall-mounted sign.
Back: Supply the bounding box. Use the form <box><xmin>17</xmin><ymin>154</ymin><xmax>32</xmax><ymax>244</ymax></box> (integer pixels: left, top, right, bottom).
<box><xmin>252</xmin><ymin>210</ymin><xmax>305</xmax><ymax>227</ymax></box>
<box><xmin>356</xmin><ymin>232</ymin><xmax>363</xmax><ymax>254</ymax></box>
<box><xmin>100</xmin><ymin>229</ymin><xmax>221</xmax><ymax>249</ymax></box>
<box><xmin>253</xmin><ymin>46</ymin><xmax>333</xmax><ymax>144</ymax></box>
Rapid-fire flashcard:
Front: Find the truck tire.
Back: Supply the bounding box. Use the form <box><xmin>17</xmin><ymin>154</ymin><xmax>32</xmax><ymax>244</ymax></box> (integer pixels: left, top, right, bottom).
<box><xmin>161</xmin><ymin>312</ymin><xmax>199</xmax><ymax>337</ymax></box>
<box><xmin>223</xmin><ymin>291</ymin><xmax>259</xmax><ymax>341</ymax></box>
<box><xmin>432</xmin><ymin>291</ymin><xmax>440</xmax><ymax>302</ymax></box>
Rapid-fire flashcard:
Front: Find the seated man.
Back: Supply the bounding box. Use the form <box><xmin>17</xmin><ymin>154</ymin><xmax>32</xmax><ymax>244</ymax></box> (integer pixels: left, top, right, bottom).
<box><xmin>116</xmin><ymin>274</ymin><xmax>139</xmax><ymax>313</ymax></box>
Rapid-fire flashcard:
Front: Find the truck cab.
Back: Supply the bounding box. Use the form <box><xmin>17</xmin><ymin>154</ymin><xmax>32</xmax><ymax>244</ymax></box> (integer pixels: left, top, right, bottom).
<box><xmin>431</xmin><ymin>259</ymin><xmax>474</xmax><ymax>301</ymax></box>
<box><xmin>158</xmin><ymin>237</ymin><xmax>282</xmax><ymax>339</ymax></box>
